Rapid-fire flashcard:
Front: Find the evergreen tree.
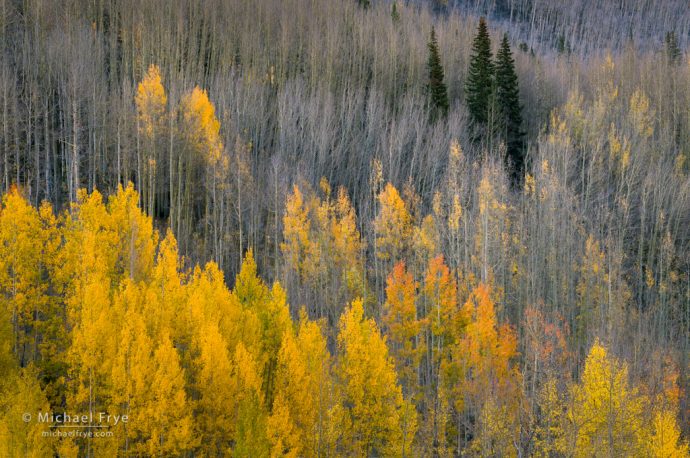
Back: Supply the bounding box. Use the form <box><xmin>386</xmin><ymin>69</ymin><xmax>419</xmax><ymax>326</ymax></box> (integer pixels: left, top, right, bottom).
<box><xmin>665</xmin><ymin>31</ymin><xmax>681</xmax><ymax>65</ymax></box>
<box><xmin>465</xmin><ymin>17</ymin><xmax>494</xmax><ymax>127</ymax></box>
<box><xmin>391</xmin><ymin>2</ymin><xmax>400</xmax><ymax>23</ymax></box>
<box><xmin>357</xmin><ymin>0</ymin><xmax>370</xmax><ymax>9</ymax></box>
<box><xmin>495</xmin><ymin>34</ymin><xmax>525</xmax><ymax>180</ymax></box>
<box><xmin>426</xmin><ymin>27</ymin><xmax>449</xmax><ymax>120</ymax></box>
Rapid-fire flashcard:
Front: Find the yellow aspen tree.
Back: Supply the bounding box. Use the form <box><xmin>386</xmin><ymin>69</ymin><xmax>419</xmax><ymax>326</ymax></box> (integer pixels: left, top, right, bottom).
<box><xmin>443</xmin><ymin>140</ymin><xmax>467</xmax><ymax>273</ymax></box>
<box><xmin>647</xmin><ymin>409</ymin><xmax>689</xmax><ymax>457</ymax></box>
<box><xmin>0</xmin><ymin>187</ymin><xmax>52</xmax><ymax>366</ymax></box>
<box><xmin>150</xmin><ymin>230</ymin><xmax>187</xmax><ymax>340</ymax></box>
<box><xmin>295</xmin><ymin>315</ymin><xmax>334</xmax><ymax>456</ymax></box>
<box><xmin>232</xmin><ymin>249</ymin><xmax>290</xmax><ymax>405</ymax></box>
<box><xmin>413</xmin><ymin>214</ymin><xmax>440</xmax><ymax>271</ymax></box>
<box><xmin>281</xmin><ymin>184</ymin><xmax>313</xmax><ymax>281</ymax></box>
<box><xmin>35</xmin><ymin>201</ymin><xmax>64</xmax><ymax>395</ymax></box>
<box><xmin>374</xmin><ymin>183</ymin><xmax>413</xmax><ymax>263</ymax></box>
<box><xmin>267</xmin><ymin>392</ymin><xmax>301</xmax><ymax>458</ymax></box>
<box><xmin>533</xmin><ymin>377</ymin><xmax>567</xmax><ymax>457</ymax></box>
<box><xmin>135</xmin><ymin>64</ymin><xmax>167</xmax><ymax>214</ymax></box>
<box><xmin>109</xmin><ymin>290</ymin><xmax>153</xmax><ymax>455</ymax></box>
<box><xmin>331</xmin><ymin>186</ymin><xmax>366</xmax><ymax>301</ymax></box>
<box><xmin>334</xmin><ymin>299</ymin><xmax>416</xmax><ymax>456</ymax></box>
<box><xmin>628</xmin><ymin>88</ymin><xmax>654</xmax><ymax>142</ymax></box>
<box><xmin>106</xmin><ymin>183</ymin><xmax>158</xmax><ymax>283</ymax></box>
<box><xmin>268</xmin><ymin>330</ymin><xmax>303</xmax><ymax>457</ymax></box>
<box><xmin>470</xmin><ymin>398</ymin><xmax>518</xmax><ymax>458</ymax></box>
<box><xmin>233</xmin><ymin>248</ymin><xmax>269</xmax><ymax>309</ymax></box>
<box><xmin>56</xmin><ymin>189</ymin><xmax>115</xmax><ymax>291</ymax></box>
<box><xmin>256</xmin><ymin>282</ymin><xmax>292</xmax><ymax>408</ymax></box>
<box><xmin>64</xmin><ymin>241</ymin><xmax>116</xmax><ymax>453</ymax></box>
<box><xmin>180</xmin><ymin>86</ymin><xmax>224</xmax><ymax>168</ymax></box>
<box><xmin>568</xmin><ymin>340</ymin><xmax>646</xmax><ymax>457</ymax></box>
<box><xmin>383</xmin><ymin>261</ymin><xmax>422</xmax><ymax>397</ymax></box>
<box><xmin>135</xmin><ymin>65</ymin><xmax>167</xmax><ymax>138</ymax></box>
<box><xmin>194</xmin><ymin>321</ymin><xmax>235</xmax><ymax>455</ymax></box>
<box><xmin>475</xmin><ymin>170</ymin><xmax>508</xmax><ymax>285</ymax></box>
<box><xmin>187</xmin><ymin>261</ymin><xmax>256</xmax><ymax>358</ymax></box>
<box><xmin>270</xmin><ymin>313</ymin><xmax>333</xmax><ymax>457</ymax></box>
<box><xmin>58</xmin><ymin>191</ymin><xmax>117</xmax><ymax>456</ymax></box>
<box><xmin>424</xmin><ymin>255</ymin><xmax>457</xmax><ymax>348</ymax></box>
<box><xmin>575</xmin><ymin>236</ymin><xmax>608</xmax><ymax>345</ymax></box>
<box><xmin>232</xmin><ymin>342</ymin><xmax>270</xmax><ymax>457</ymax></box>
<box><xmin>144</xmin><ymin>331</ymin><xmax>194</xmax><ymax>455</ymax></box>
<box><xmin>0</xmin><ymin>366</ymin><xmax>55</xmax><ymax>457</ymax></box>
<box><xmin>179</xmin><ymin>86</ymin><xmax>227</xmax><ymax>256</ymax></box>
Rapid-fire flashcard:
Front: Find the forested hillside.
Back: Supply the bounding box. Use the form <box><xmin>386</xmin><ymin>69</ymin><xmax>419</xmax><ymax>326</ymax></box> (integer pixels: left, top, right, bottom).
<box><xmin>1</xmin><ymin>0</ymin><xmax>689</xmax><ymax>456</ymax></box>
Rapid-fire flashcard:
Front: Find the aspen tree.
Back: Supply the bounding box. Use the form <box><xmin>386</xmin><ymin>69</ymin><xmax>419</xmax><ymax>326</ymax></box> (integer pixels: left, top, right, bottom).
<box><xmin>135</xmin><ymin>64</ymin><xmax>167</xmax><ymax>215</ymax></box>
<box><xmin>0</xmin><ymin>367</ymin><xmax>55</xmax><ymax>457</ymax></box>
<box><xmin>648</xmin><ymin>409</ymin><xmax>689</xmax><ymax>457</ymax></box>
<box><xmin>145</xmin><ymin>332</ymin><xmax>194</xmax><ymax>455</ymax></box>
<box><xmin>0</xmin><ymin>188</ymin><xmax>58</xmax><ymax>369</ymax></box>
<box><xmin>383</xmin><ymin>261</ymin><xmax>422</xmax><ymax>397</ymax></box>
<box><xmin>232</xmin><ymin>342</ymin><xmax>269</xmax><ymax>457</ymax></box>
<box><xmin>375</xmin><ymin>183</ymin><xmax>413</xmax><ymax>263</ymax></box>
<box><xmin>568</xmin><ymin>341</ymin><xmax>645</xmax><ymax>457</ymax></box>
<box><xmin>194</xmin><ymin>321</ymin><xmax>235</xmax><ymax>454</ymax></box>
<box><xmin>334</xmin><ymin>299</ymin><xmax>415</xmax><ymax>456</ymax></box>
<box><xmin>269</xmin><ymin>312</ymin><xmax>335</xmax><ymax>457</ymax></box>
<box><xmin>281</xmin><ymin>184</ymin><xmax>312</xmax><ymax>282</ymax></box>
<box><xmin>150</xmin><ymin>231</ymin><xmax>186</xmax><ymax>340</ymax></box>
<box><xmin>110</xmin><ymin>293</ymin><xmax>152</xmax><ymax>455</ymax></box>
<box><xmin>107</xmin><ymin>183</ymin><xmax>157</xmax><ymax>282</ymax></box>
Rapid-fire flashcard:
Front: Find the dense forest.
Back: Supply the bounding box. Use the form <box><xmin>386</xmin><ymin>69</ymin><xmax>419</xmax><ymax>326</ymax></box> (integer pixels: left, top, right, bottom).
<box><xmin>0</xmin><ymin>0</ymin><xmax>689</xmax><ymax>456</ymax></box>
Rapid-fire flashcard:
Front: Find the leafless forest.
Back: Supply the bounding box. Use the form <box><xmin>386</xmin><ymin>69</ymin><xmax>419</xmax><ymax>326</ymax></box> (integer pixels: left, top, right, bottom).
<box><xmin>1</xmin><ymin>0</ymin><xmax>690</xmax><ymax>455</ymax></box>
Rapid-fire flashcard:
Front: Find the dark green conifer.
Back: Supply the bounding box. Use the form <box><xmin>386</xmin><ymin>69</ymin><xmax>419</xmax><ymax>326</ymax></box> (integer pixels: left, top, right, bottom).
<box><xmin>391</xmin><ymin>1</ymin><xmax>400</xmax><ymax>22</ymax></box>
<box><xmin>426</xmin><ymin>27</ymin><xmax>449</xmax><ymax>120</ymax></box>
<box><xmin>665</xmin><ymin>31</ymin><xmax>681</xmax><ymax>65</ymax></box>
<box><xmin>465</xmin><ymin>17</ymin><xmax>494</xmax><ymax>127</ymax></box>
<box><xmin>495</xmin><ymin>33</ymin><xmax>525</xmax><ymax>181</ymax></box>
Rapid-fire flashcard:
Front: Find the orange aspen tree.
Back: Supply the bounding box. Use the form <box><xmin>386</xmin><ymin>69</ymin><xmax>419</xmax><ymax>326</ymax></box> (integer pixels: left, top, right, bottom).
<box><xmin>451</xmin><ymin>285</ymin><xmax>520</xmax><ymax>455</ymax></box>
<box><xmin>383</xmin><ymin>261</ymin><xmax>423</xmax><ymax>397</ymax></box>
<box><xmin>421</xmin><ymin>254</ymin><xmax>457</xmax><ymax>456</ymax></box>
